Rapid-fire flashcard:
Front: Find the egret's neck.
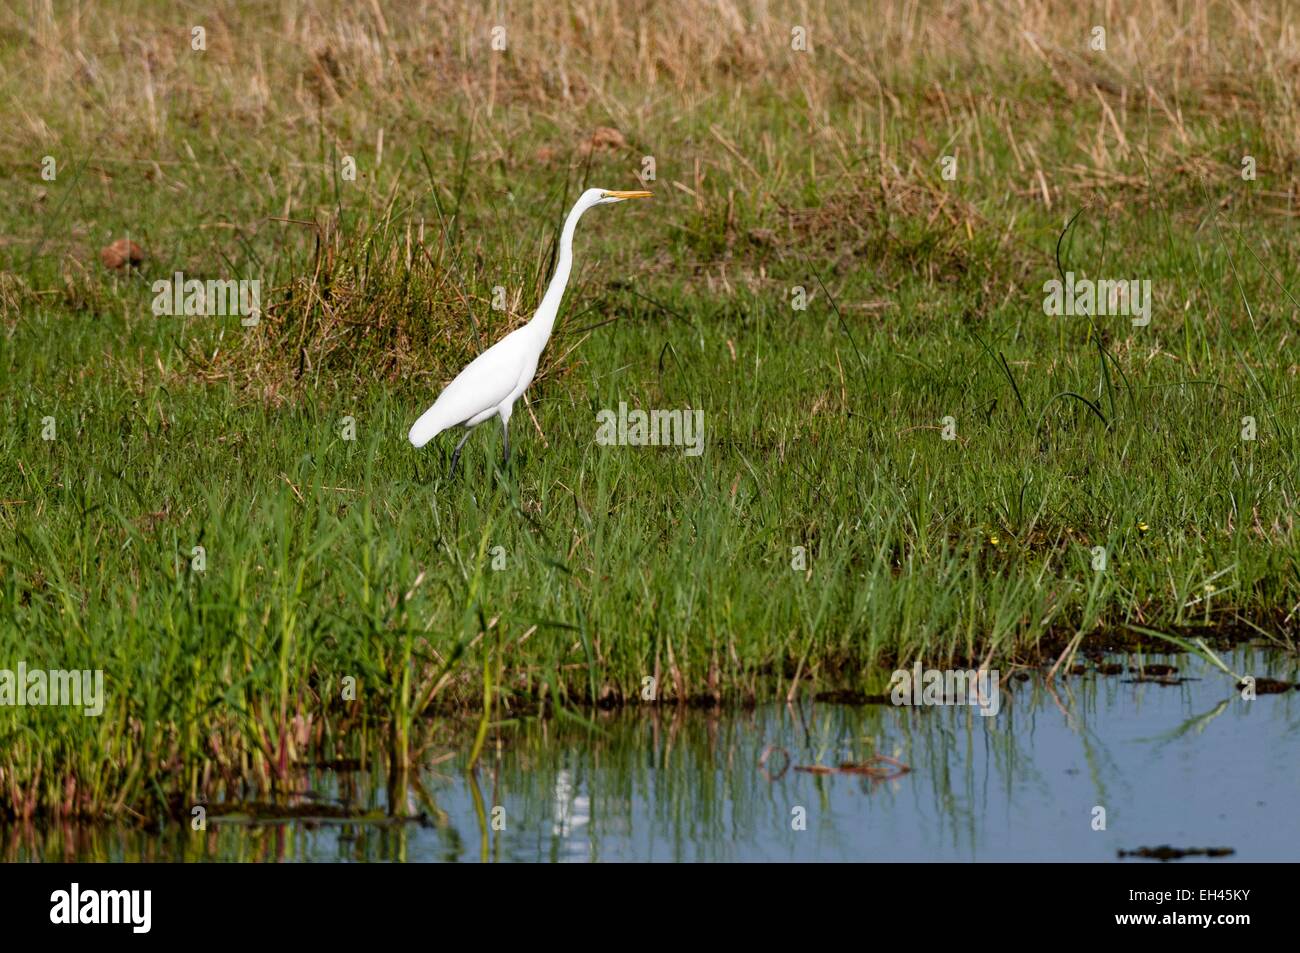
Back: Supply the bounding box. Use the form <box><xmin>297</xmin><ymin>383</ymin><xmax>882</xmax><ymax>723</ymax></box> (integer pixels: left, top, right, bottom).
<box><xmin>529</xmin><ymin>201</ymin><xmax>587</xmax><ymax>344</ymax></box>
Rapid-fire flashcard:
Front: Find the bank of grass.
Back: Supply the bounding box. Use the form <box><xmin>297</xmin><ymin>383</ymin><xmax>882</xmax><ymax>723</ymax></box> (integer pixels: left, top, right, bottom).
<box><xmin>1</xmin><ymin>0</ymin><xmax>1299</xmax><ymax>819</ymax></box>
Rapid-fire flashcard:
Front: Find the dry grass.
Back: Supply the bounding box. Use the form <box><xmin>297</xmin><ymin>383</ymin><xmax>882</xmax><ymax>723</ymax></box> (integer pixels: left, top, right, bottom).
<box><xmin>5</xmin><ymin>1</ymin><xmax>1300</xmax><ymax>197</ymax></box>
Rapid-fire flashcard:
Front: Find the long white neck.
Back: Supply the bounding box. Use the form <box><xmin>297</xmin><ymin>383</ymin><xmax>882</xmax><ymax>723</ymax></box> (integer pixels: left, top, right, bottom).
<box><xmin>527</xmin><ymin>199</ymin><xmax>588</xmax><ymax>345</ymax></box>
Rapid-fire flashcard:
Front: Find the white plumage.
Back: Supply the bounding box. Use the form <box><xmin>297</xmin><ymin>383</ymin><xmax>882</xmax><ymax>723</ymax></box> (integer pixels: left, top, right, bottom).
<box><xmin>408</xmin><ymin>187</ymin><xmax>651</xmax><ymax>473</ymax></box>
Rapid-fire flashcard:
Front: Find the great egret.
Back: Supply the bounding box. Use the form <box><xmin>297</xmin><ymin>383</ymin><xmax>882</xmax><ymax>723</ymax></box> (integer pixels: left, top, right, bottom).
<box><xmin>408</xmin><ymin>187</ymin><xmax>652</xmax><ymax>474</ymax></box>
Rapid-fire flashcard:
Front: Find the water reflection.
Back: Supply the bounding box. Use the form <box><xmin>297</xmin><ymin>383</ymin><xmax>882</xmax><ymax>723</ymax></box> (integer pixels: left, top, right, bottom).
<box><xmin>3</xmin><ymin>647</ymin><xmax>1296</xmax><ymax>862</ymax></box>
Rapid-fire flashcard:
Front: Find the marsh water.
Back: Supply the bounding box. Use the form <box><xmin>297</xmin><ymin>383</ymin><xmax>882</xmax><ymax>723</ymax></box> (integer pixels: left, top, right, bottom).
<box><xmin>5</xmin><ymin>647</ymin><xmax>1297</xmax><ymax>862</ymax></box>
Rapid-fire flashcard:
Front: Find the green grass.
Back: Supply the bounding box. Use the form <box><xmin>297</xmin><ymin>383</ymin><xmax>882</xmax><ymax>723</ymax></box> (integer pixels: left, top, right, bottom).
<box><xmin>1</xmin><ymin>0</ymin><xmax>1299</xmax><ymax>820</ymax></box>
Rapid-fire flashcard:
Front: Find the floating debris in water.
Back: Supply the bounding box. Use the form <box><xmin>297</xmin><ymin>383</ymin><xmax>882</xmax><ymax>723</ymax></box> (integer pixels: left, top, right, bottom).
<box><xmin>1118</xmin><ymin>845</ymin><xmax>1235</xmax><ymax>861</ymax></box>
<box><xmin>759</xmin><ymin>745</ymin><xmax>791</xmax><ymax>781</ymax></box>
<box><xmin>795</xmin><ymin>755</ymin><xmax>910</xmax><ymax>782</ymax></box>
<box><xmin>761</xmin><ymin>746</ymin><xmax>912</xmax><ymax>784</ymax></box>
<box><xmin>1237</xmin><ymin>677</ymin><xmax>1295</xmax><ymax>694</ymax></box>
<box><xmin>205</xmin><ymin>801</ymin><xmax>422</xmax><ymax>826</ymax></box>
<box><xmin>1141</xmin><ymin>664</ymin><xmax>1179</xmax><ymax>676</ymax></box>
<box><xmin>1123</xmin><ymin>675</ymin><xmax>1191</xmax><ymax>685</ymax></box>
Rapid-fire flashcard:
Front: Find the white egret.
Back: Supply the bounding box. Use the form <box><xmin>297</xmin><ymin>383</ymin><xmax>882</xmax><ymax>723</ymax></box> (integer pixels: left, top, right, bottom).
<box><xmin>408</xmin><ymin>187</ymin><xmax>652</xmax><ymax>474</ymax></box>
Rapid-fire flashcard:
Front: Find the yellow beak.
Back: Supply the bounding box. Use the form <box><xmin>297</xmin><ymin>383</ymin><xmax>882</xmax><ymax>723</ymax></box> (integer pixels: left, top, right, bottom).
<box><xmin>605</xmin><ymin>190</ymin><xmax>653</xmax><ymax>200</ymax></box>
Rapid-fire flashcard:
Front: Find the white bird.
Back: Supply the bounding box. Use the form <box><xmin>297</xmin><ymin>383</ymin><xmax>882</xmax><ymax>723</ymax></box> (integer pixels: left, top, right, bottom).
<box><xmin>408</xmin><ymin>187</ymin><xmax>652</xmax><ymax>474</ymax></box>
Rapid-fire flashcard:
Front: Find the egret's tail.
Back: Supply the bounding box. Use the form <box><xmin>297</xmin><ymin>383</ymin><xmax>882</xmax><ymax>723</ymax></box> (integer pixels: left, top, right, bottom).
<box><xmin>408</xmin><ymin>405</ymin><xmax>454</xmax><ymax>448</ymax></box>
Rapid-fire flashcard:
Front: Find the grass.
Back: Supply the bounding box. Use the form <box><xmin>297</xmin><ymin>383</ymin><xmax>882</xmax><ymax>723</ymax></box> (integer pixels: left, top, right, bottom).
<box><xmin>1</xmin><ymin>0</ymin><xmax>1299</xmax><ymax>820</ymax></box>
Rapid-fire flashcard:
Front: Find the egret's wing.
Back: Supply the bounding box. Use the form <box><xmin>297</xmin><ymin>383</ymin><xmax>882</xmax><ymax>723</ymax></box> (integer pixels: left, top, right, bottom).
<box><xmin>408</xmin><ymin>331</ymin><xmax>527</xmax><ymax>447</ymax></box>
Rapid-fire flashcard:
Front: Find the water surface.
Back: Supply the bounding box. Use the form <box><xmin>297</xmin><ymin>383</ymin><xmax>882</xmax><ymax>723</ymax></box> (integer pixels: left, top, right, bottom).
<box><xmin>5</xmin><ymin>647</ymin><xmax>1297</xmax><ymax>862</ymax></box>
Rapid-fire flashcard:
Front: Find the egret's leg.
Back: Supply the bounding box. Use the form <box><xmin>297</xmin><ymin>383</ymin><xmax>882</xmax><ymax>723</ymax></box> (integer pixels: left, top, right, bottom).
<box><xmin>449</xmin><ymin>428</ymin><xmax>473</xmax><ymax>477</ymax></box>
<box><xmin>499</xmin><ymin>406</ymin><xmax>513</xmax><ymax>466</ymax></box>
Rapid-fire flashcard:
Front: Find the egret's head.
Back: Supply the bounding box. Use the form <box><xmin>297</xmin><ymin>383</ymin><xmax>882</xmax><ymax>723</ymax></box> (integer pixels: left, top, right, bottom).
<box><xmin>588</xmin><ymin>187</ymin><xmax>653</xmax><ymax>206</ymax></box>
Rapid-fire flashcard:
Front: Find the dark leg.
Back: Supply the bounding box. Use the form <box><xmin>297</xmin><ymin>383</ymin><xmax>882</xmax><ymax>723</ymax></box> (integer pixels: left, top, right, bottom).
<box><xmin>449</xmin><ymin>429</ymin><xmax>473</xmax><ymax>477</ymax></box>
<box><xmin>500</xmin><ymin>410</ymin><xmax>512</xmax><ymax>466</ymax></box>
